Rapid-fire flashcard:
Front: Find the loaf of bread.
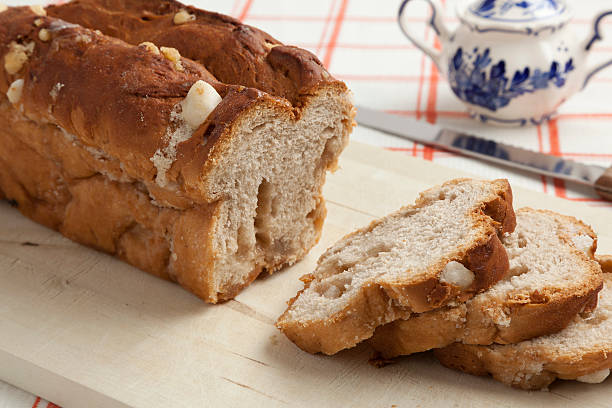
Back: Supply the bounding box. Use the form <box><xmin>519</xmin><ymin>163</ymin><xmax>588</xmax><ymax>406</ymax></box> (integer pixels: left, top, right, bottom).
<box><xmin>277</xmin><ymin>179</ymin><xmax>516</xmax><ymax>355</ymax></box>
<box><xmin>369</xmin><ymin>208</ymin><xmax>604</xmax><ymax>357</ymax></box>
<box><xmin>0</xmin><ymin>5</ymin><xmax>353</xmax><ymax>302</ymax></box>
<box><xmin>435</xmin><ymin>272</ymin><xmax>612</xmax><ymax>390</ymax></box>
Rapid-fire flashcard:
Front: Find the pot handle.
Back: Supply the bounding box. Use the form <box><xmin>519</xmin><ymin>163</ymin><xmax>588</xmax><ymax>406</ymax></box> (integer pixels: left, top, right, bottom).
<box><xmin>583</xmin><ymin>10</ymin><xmax>612</xmax><ymax>89</ymax></box>
<box><xmin>398</xmin><ymin>0</ymin><xmax>450</xmax><ymax>72</ymax></box>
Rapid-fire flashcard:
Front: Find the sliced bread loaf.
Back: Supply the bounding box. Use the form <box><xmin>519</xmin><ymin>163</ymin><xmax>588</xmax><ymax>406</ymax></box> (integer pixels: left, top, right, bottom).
<box><xmin>276</xmin><ymin>178</ymin><xmax>515</xmax><ymax>355</ymax></box>
<box><xmin>369</xmin><ymin>208</ymin><xmax>603</xmax><ymax>357</ymax></box>
<box><xmin>434</xmin><ymin>271</ymin><xmax>612</xmax><ymax>390</ymax></box>
<box><xmin>0</xmin><ymin>6</ymin><xmax>353</xmax><ymax>303</ymax></box>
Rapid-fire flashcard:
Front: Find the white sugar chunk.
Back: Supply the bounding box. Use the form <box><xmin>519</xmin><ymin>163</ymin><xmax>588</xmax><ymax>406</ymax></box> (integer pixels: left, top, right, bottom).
<box><xmin>180</xmin><ymin>80</ymin><xmax>221</xmax><ymax>130</ymax></box>
<box><xmin>7</xmin><ymin>79</ymin><xmax>24</xmax><ymax>104</ymax></box>
<box><xmin>440</xmin><ymin>261</ymin><xmax>474</xmax><ymax>288</ymax></box>
<box><xmin>577</xmin><ymin>369</ymin><xmax>610</xmax><ymax>384</ymax></box>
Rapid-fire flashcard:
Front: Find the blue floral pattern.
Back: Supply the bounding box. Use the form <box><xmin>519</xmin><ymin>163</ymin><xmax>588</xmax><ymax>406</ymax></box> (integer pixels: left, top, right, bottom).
<box><xmin>448</xmin><ymin>47</ymin><xmax>575</xmax><ymax>112</ymax></box>
<box><xmin>470</xmin><ymin>0</ymin><xmax>564</xmax><ymax>22</ymax></box>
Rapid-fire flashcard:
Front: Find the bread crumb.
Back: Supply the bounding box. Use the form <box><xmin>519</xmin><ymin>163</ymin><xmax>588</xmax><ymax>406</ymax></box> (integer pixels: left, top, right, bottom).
<box><xmin>29</xmin><ymin>5</ymin><xmax>46</xmax><ymax>16</ymax></box>
<box><xmin>75</xmin><ymin>34</ymin><xmax>91</xmax><ymax>44</ymax></box>
<box><xmin>49</xmin><ymin>83</ymin><xmax>64</xmax><ymax>101</ymax></box>
<box><xmin>48</xmin><ymin>20</ymin><xmax>79</xmax><ymax>33</ymax></box>
<box><xmin>368</xmin><ymin>352</ymin><xmax>396</xmax><ymax>368</ymax></box>
<box><xmin>6</xmin><ymin>79</ymin><xmax>24</xmax><ymax>105</ymax></box>
<box><xmin>160</xmin><ymin>46</ymin><xmax>183</xmax><ymax>71</ymax></box>
<box><xmin>150</xmin><ymin>107</ymin><xmax>190</xmax><ymax>187</ymax></box>
<box><xmin>572</xmin><ymin>234</ymin><xmax>594</xmax><ymax>255</ymax></box>
<box><xmin>34</xmin><ymin>18</ymin><xmax>44</xmax><ymax>27</ymax></box>
<box><xmin>38</xmin><ymin>29</ymin><xmax>51</xmax><ymax>42</ymax></box>
<box><xmin>173</xmin><ymin>9</ymin><xmax>196</xmax><ymax>25</ymax></box>
<box><xmin>58</xmin><ymin>126</ymin><xmax>76</xmax><ymax>142</ymax></box>
<box><xmin>139</xmin><ymin>41</ymin><xmax>160</xmax><ymax>55</ymax></box>
<box><xmin>150</xmin><ymin>81</ymin><xmax>221</xmax><ymax>187</ymax></box>
<box><xmin>4</xmin><ymin>42</ymin><xmax>35</xmax><ymax>75</ymax></box>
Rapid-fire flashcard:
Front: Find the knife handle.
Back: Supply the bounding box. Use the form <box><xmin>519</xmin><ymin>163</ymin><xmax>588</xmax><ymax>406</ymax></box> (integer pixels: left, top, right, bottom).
<box><xmin>595</xmin><ymin>165</ymin><xmax>612</xmax><ymax>201</ymax></box>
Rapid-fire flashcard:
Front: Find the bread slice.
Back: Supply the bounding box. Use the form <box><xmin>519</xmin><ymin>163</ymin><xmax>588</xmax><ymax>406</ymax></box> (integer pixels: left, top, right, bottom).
<box><xmin>435</xmin><ymin>271</ymin><xmax>612</xmax><ymax>390</ymax></box>
<box><xmin>276</xmin><ymin>178</ymin><xmax>516</xmax><ymax>355</ymax></box>
<box><xmin>369</xmin><ymin>209</ymin><xmax>604</xmax><ymax>357</ymax></box>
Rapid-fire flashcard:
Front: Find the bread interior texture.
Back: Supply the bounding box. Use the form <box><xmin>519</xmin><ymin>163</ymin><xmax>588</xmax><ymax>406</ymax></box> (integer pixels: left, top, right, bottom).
<box><xmin>285</xmin><ymin>180</ymin><xmax>501</xmax><ymax>322</ymax></box>
<box><xmin>207</xmin><ymin>88</ymin><xmax>351</xmax><ymax>295</ymax></box>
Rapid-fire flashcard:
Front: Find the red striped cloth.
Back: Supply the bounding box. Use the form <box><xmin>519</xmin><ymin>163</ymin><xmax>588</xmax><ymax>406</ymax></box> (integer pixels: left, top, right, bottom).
<box><xmin>1</xmin><ymin>0</ymin><xmax>612</xmax><ymax>406</ymax></box>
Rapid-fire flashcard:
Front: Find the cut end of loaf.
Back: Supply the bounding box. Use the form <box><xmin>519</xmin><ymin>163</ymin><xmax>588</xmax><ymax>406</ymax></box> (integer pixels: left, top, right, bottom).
<box><xmin>196</xmin><ymin>84</ymin><xmax>353</xmax><ymax>302</ymax></box>
<box><xmin>277</xmin><ymin>178</ymin><xmax>515</xmax><ymax>354</ymax></box>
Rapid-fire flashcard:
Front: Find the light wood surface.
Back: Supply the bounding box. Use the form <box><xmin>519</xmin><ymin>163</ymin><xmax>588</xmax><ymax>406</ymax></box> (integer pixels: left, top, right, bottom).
<box><xmin>1</xmin><ymin>141</ymin><xmax>611</xmax><ymax>408</ymax></box>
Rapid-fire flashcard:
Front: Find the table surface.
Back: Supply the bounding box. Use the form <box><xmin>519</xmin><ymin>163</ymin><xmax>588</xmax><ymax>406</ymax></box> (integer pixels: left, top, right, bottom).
<box><xmin>2</xmin><ymin>0</ymin><xmax>612</xmax><ymax>406</ymax></box>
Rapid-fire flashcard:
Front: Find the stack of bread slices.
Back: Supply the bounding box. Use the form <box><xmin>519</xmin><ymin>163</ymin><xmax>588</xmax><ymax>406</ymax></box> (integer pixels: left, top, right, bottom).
<box><xmin>276</xmin><ymin>178</ymin><xmax>611</xmax><ymax>390</ymax></box>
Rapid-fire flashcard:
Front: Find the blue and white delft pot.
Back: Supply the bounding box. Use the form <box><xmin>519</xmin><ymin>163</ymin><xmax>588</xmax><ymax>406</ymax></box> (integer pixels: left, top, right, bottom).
<box><xmin>398</xmin><ymin>0</ymin><xmax>612</xmax><ymax>126</ymax></box>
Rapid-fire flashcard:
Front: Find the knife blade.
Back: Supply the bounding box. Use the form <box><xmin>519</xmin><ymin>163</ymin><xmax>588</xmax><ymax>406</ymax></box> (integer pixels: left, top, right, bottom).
<box><xmin>356</xmin><ymin>106</ymin><xmax>612</xmax><ymax>199</ymax></box>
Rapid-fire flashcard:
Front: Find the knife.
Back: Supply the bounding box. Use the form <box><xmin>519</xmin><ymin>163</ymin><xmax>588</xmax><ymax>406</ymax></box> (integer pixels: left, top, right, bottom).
<box><xmin>356</xmin><ymin>106</ymin><xmax>612</xmax><ymax>201</ymax></box>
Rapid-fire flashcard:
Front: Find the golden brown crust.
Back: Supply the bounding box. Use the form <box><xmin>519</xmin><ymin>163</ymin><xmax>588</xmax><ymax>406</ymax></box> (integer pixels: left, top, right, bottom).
<box><xmin>435</xmin><ymin>340</ymin><xmax>612</xmax><ymax>390</ymax></box>
<box><xmin>0</xmin><ymin>7</ymin><xmax>352</xmax><ymax>303</ymax></box>
<box><xmin>598</xmin><ymin>255</ymin><xmax>612</xmax><ymax>273</ymax></box>
<box><xmin>279</xmin><ymin>283</ymin><xmax>412</xmax><ymax>355</ymax></box>
<box><xmin>432</xmin><ymin>270</ymin><xmax>612</xmax><ymax>391</ymax></box>
<box><xmin>371</xmin><ymin>286</ymin><xmax>602</xmax><ymax>358</ymax></box>
<box><xmin>482</xmin><ymin>181</ymin><xmax>516</xmax><ymax>236</ymax></box>
<box><xmin>1</xmin><ymin>12</ymin><xmax>192</xmax><ymax>190</ymax></box>
<box><xmin>277</xmin><ymin>179</ymin><xmax>516</xmax><ymax>355</ymax></box>
<box><xmin>47</xmin><ymin>0</ymin><xmax>338</xmax><ymax>106</ymax></box>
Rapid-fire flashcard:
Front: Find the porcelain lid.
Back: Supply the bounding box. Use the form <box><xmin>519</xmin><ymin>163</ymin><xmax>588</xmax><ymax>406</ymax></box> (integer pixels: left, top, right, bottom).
<box><xmin>459</xmin><ymin>0</ymin><xmax>571</xmax><ymax>28</ymax></box>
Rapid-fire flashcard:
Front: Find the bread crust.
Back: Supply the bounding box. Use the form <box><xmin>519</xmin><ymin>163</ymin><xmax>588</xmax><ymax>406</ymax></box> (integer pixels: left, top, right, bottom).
<box><xmin>381</xmin><ymin>232</ymin><xmax>509</xmax><ymax>313</ymax></box>
<box><xmin>433</xmin><ymin>272</ymin><xmax>612</xmax><ymax>390</ymax></box>
<box><xmin>598</xmin><ymin>255</ymin><xmax>612</xmax><ymax>273</ymax></box>
<box><xmin>277</xmin><ymin>179</ymin><xmax>516</xmax><ymax>355</ymax></box>
<box><xmin>0</xmin><ymin>7</ymin><xmax>353</xmax><ymax>302</ymax></box>
<box><xmin>370</xmin><ymin>209</ymin><xmax>603</xmax><ymax>358</ymax></box>
<box><xmin>47</xmin><ymin>0</ymin><xmax>336</xmax><ymax>106</ymax></box>
<box><xmin>435</xmin><ymin>323</ymin><xmax>612</xmax><ymax>390</ymax></box>
<box><xmin>371</xmin><ymin>286</ymin><xmax>601</xmax><ymax>358</ymax></box>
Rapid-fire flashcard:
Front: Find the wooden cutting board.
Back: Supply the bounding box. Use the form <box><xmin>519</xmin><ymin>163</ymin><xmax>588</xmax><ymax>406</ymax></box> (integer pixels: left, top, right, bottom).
<box><xmin>1</xmin><ymin>141</ymin><xmax>611</xmax><ymax>408</ymax></box>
